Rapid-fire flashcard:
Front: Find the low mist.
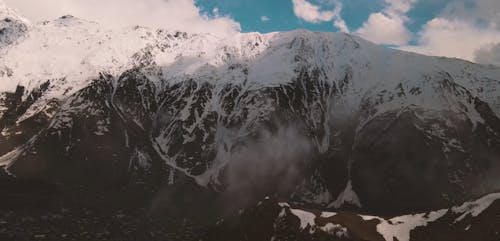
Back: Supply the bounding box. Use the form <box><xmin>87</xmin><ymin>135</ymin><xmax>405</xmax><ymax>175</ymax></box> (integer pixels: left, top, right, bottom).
<box><xmin>148</xmin><ymin>124</ymin><xmax>314</xmax><ymax>222</ymax></box>
<box><xmin>220</xmin><ymin>125</ymin><xmax>313</xmax><ymax>211</ymax></box>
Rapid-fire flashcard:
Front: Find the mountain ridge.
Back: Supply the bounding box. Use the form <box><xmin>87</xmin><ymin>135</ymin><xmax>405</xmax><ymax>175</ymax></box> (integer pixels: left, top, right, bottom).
<box><xmin>0</xmin><ymin>4</ymin><xmax>500</xmax><ymax>217</ymax></box>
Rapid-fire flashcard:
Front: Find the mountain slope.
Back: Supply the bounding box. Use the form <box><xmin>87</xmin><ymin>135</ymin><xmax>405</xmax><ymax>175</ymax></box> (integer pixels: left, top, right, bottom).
<box><xmin>0</xmin><ymin>4</ymin><xmax>500</xmax><ymax>215</ymax></box>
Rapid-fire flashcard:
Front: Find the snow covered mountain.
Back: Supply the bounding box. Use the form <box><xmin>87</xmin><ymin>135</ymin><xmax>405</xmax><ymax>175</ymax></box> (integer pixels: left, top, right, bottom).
<box><xmin>1</xmin><ymin>3</ymin><xmax>500</xmax><ymax>215</ymax></box>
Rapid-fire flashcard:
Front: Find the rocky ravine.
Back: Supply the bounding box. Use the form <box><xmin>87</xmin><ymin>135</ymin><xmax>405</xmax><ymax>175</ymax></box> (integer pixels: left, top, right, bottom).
<box><xmin>1</xmin><ymin>3</ymin><xmax>500</xmax><ymax>219</ymax></box>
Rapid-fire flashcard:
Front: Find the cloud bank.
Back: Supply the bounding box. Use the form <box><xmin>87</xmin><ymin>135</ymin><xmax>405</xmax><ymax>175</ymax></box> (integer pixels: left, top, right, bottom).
<box><xmin>355</xmin><ymin>0</ymin><xmax>416</xmax><ymax>45</ymax></box>
<box><xmin>3</xmin><ymin>0</ymin><xmax>241</xmax><ymax>37</ymax></box>
<box><xmin>400</xmin><ymin>18</ymin><xmax>500</xmax><ymax>62</ymax></box>
<box><xmin>400</xmin><ymin>0</ymin><xmax>500</xmax><ymax>64</ymax></box>
<box><xmin>355</xmin><ymin>12</ymin><xmax>412</xmax><ymax>45</ymax></box>
<box><xmin>475</xmin><ymin>43</ymin><xmax>500</xmax><ymax>66</ymax></box>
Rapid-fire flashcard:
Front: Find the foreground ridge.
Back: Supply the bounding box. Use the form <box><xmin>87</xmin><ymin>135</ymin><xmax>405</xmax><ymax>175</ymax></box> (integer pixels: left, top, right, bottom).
<box><xmin>206</xmin><ymin>192</ymin><xmax>500</xmax><ymax>241</ymax></box>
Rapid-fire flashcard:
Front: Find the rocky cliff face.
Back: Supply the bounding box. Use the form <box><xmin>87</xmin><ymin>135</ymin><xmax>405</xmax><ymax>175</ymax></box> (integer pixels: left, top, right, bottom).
<box><xmin>1</xmin><ymin>4</ymin><xmax>500</xmax><ymax>216</ymax></box>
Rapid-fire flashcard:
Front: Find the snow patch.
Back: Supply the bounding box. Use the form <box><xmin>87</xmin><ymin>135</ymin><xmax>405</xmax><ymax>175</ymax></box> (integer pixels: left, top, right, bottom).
<box><xmin>321</xmin><ymin>223</ymin><xmax>348</xmax><ymax>238</ymax></box>
<box><xmin>373</xmin><ymin>209</ymin><xmax>448</xmax><ymax>241</ymax></box>
<box><xmin>289</xmin><ymin>208</ymin><xmax>317</xmax><ymax>229</ymax></box>
<box><xmin>452</xmin><ymin>193</ymin><xmax>500</xmax><ymax>222</ymax></box>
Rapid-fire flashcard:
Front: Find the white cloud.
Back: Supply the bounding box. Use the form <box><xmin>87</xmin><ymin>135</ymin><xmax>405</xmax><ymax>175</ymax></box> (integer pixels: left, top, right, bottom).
<box><xmin>331</xmin><ymin>1</ymin><xmax>349</xmax><ymax>33</ymax></box>
<box><xmin>260</xmin><ymin>16</ymin><xmax>270</xmax><ymax>22</ymax></box>
<box><xmin>400</xmin><ymin>18</ymin><xmax>500</xmax><ymax>62</ymax></box>
<box><xmin>356</xmin><ymin>12</ymin><xmax>411</xmax><ymax>45</ymax></box>
<box><xmin>398</xmin><ymin>0</ymin><xmax>500</xmax><ymax>65</ymax></box>
<box><xmin>333</xmin><ymin>18</ymin><xmax>349</xmax><ymax>33</ymax></box>
<box><xmin>292</xmin><ymin>0</ymin><xmax>335</xmax><ymax>23</ymax></box>
<box><xmin>475</xmin><ymin>43</ymin><xmax>500</xmax><ymax>66</ymax></box>
<box><xmin>440</xmin><ymin>0</ymin><xmax>500</xmax><ymax>28</ymax></box>
<box><xmin>354</xmin><ymin>0</ymin><xmax>416</xmax><ymax>45</ymax></box>
<box><xmin>212</xmin><ymin>8</ymin><xmax>220</xmax><ymax>17</ymax></box>
<box><xmin>291</xmin><ymin>0</ymin><xmax>349</xmax><ymax>32</ymax></box>
<box><xmin>3</xmin><ymin>0</ymin><xmax>240</xmax><ymax>37</ymax></box>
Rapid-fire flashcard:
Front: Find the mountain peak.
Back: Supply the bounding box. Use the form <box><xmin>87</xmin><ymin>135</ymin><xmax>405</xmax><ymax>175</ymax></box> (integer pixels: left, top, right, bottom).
<box><xmin>52</xmin><ymin>14</ymin><xmax>96</xmax><ymax>27</ymax></box>
<box><xmin>0</xmin><ymin>2</ymin><xmax>30</xmax><ymax>51</ymax></box>
<box><xmin>0</xmin><ymin>2</ymin><xmax>30</xmax><ymax>25</ymax></box>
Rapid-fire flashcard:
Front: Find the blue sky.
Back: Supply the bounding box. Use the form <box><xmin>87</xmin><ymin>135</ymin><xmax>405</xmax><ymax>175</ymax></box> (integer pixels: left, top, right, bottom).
<box><xmin>198</xmin><ymin>0</ymin><xmax>357</xmax><ymax>33</ymax></box>
<box><xmin>199</xmin><ymin>0</ymin><xmax>379</xmax><ymax>32</ymax></box>
<box><xmin>197</xmin><ymin>0</ymin><xmax>447</xmax><ymax>41</ymax></box>
<box><xmin>3</xmin><ymin>0</ymin><xmax>500</xmax><ymax>65</ymax></box>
